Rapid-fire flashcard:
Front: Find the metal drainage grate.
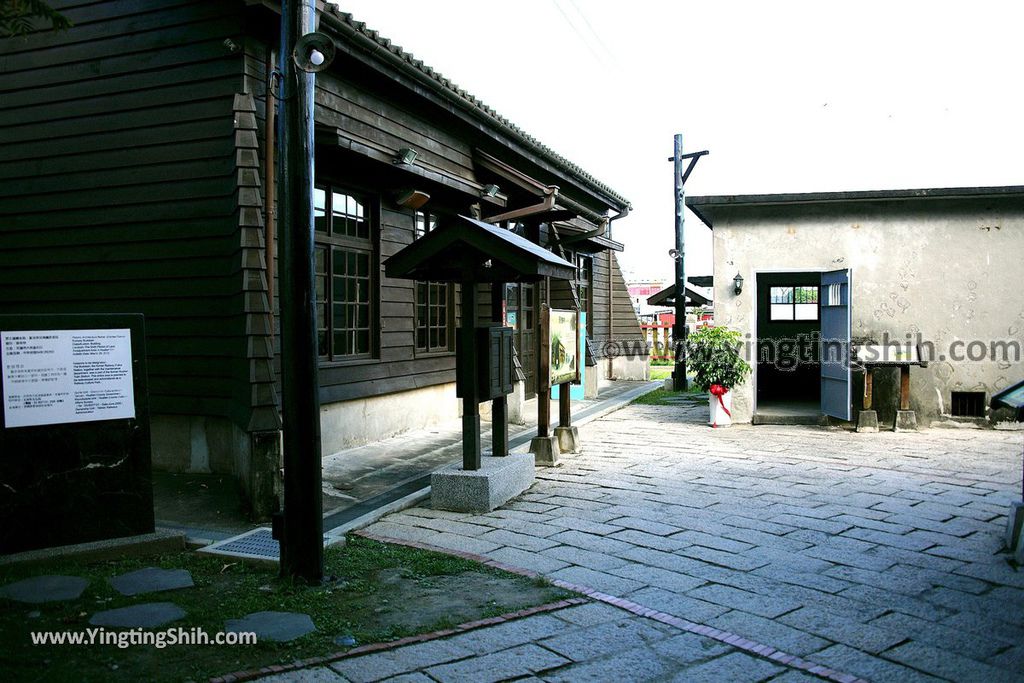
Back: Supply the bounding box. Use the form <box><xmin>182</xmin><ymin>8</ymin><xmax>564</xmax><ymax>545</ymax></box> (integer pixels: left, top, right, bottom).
<box><xmin>198</xmin><ymin>527</ymin><xmax>280</xmax><ymax>562</ymax></box>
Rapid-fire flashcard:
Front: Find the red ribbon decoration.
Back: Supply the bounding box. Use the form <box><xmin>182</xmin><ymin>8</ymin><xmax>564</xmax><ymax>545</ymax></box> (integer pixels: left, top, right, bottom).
<box><xmin>709</xmin><ymin>384</ymin><xmax>731</xmax><ymax>427</ymax></box>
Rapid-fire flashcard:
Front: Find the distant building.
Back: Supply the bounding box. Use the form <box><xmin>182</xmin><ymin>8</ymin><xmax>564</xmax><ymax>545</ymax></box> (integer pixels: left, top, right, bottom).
<box><xmin>688</xmin><ymin>186</ymin><xmax>1024</xmax><ymax>427</ymax></box>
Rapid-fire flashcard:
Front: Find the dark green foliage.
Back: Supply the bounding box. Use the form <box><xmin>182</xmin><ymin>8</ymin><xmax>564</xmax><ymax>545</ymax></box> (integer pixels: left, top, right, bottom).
<box><xmin>1</xmin><ymin>0</ymin><xmax>72</xmax><ymax>38</ymax></box>
<box><xmin>686</xmin><ymin>325</ymin><xmax>752</xmax><ymax>390</ymax></box>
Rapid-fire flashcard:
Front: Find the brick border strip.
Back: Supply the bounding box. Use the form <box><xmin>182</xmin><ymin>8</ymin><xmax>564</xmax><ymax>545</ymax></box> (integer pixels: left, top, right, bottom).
<box><xmin>357</xmin><ymin>530</ymin><xmax>870</xmax><ymax>683</ymax></box>
<box><xmin>209</xmin><ymin>593</ymin><xmax>587</xmax><ymax>682</ymax></box>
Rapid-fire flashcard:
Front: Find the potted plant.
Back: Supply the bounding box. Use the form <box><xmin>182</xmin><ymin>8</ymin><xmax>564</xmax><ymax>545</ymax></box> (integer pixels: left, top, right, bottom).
<box><xmin>686</xmin><ymin>325</ymin><xmax>752</xmax><ymax>427</ymax></box>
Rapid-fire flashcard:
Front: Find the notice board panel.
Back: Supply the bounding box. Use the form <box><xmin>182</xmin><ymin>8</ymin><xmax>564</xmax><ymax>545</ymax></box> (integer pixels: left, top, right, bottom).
<box><xmin>0</xmin><ymin>314</ymin><xmax>153</xmax><ymax>554</ymax></box>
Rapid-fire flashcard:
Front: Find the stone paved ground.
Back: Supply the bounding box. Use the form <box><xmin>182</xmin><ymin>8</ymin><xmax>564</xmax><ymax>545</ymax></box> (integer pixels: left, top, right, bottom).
<box><xmin>280</xmin><ymin>404</ymin><xmax>1024</xmax><ymax>683</ymax></box>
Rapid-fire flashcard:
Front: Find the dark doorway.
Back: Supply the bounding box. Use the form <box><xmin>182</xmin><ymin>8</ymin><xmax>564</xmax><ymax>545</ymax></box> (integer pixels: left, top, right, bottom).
<box><xmin>756</xmin><ymin>272</ymin><xmax>821</xmax><ymax>417</ymax></box>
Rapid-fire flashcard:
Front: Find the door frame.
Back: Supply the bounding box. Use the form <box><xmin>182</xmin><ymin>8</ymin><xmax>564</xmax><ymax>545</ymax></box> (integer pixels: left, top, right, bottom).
<box><xmin>751</xmin><ymin>267</ymin><xmax>834</xmax><ymax>416</ymax></box>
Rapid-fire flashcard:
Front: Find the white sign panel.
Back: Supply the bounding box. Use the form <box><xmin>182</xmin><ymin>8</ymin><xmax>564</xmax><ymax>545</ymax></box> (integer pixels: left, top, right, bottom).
<box><xmin>2</xmin><ymin>329</ymin><xmax>135</xmax><ymax>428</ymax></box>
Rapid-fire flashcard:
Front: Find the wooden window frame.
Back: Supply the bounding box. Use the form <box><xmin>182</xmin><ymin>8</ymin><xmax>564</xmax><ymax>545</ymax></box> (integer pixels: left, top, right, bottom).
<box><xmin>314</xmin><ymin>184</ymin><xmax>379</xmax><ymax>363</ymax></box>
<box><xmin>576</xmin><ymin>253</ymin><xmax>594</xmax><ymax>335</ymax></box>
<box><xmin>413</xmin><ymin>209</ymin><xmax>454</xmax><ymax>355</ymax></box>
<box><xmin>769</xmin><ymin>284</ymin><xmax>820</xmax><ymax>322</ymax></box>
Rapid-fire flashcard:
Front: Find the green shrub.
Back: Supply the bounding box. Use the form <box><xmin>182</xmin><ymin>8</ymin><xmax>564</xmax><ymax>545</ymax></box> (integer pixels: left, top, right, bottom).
<box><xmin>686</xmin><ymin>325</ymin><xmax>751</xmax><ymax>391</ymax></box>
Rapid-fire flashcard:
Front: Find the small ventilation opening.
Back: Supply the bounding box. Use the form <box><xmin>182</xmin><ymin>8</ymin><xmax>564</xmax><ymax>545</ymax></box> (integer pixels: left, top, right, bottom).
<box><xmin>951</xmin><ymin>391</ymin><xmax>986</xmax><ymax>418</ymax></box>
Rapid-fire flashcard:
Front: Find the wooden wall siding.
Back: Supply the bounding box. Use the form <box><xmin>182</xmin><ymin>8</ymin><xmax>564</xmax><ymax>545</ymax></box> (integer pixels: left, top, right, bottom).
<box><xmin>232</xmin><ymin>93</ymin><xmax>280</xmax><ymax>432</ymax></box>
<box><xmin>610</xmin><ymin>252</ymin><xmax>644</xmax><ymax>341</ymax></box>
<box><xmin>0</xmin><ymin>0</ymin><xmax>250</xmax><ymax>420</ymax></box>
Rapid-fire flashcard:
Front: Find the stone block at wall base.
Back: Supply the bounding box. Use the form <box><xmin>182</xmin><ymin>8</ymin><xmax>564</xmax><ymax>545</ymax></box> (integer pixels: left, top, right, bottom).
<box><xmin>894</xmin><ymin>410</ymin><xmax>918</xmax><ymax>432</ymax></box>
<box><xmin>430</xmin><ymin>454</ymin><xmax>535</xmax><ymax>513</ymax></box>
<box><xmin>530</xmin><ymin>436</ymin><xmax>560</xmax><ymax>466</ymax></box>
<box><xmin>856</xmin><ymin>410</ymin><xmax>879</xmax><ymax>433</ymax></box>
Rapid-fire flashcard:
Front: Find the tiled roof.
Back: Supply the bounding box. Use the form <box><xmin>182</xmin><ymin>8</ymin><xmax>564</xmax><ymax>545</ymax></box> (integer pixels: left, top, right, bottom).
<box><xmin>325</xmin><ymin>5</ymin><xmax>631</xmax><ymax>211</ymax></box>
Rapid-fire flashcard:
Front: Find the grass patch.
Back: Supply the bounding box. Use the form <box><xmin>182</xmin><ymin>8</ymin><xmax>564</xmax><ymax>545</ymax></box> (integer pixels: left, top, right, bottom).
<box><xmin>633</xmin><ymin>385</ymin><xmax>706</xmax><ymax>406</ymax></box>
<box><xmin>0</xmin><ymin>535</ymin><xmax>572</xmax><ymax>682</ymax></box>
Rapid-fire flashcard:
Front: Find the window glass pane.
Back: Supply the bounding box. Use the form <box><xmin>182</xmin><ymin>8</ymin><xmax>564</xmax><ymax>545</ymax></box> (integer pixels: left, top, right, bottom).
<box><xmin>414</xmin><ymin>212</ymin><xmax>426</xmax><ymax>238</ymax></box>
<box><xmin>770</xmin><ymin>304</ymin><xmax>794</xmax><ymax>321</ymax></box>
<box><xmin>795</xmin><ymin>304</ymin><xmax>819</xmax><ymax>320</ymax></box>
<box><xmin>770</xmin><ymin>287</ymin><xmax>793</xmax><ymax>304</ymax></box>
<box><xmin>795</xmin><ymin>286</ymin><xmax>818</xmax><ymax>304</ymax></box>
<box><xmin>417</xmin><ymin>328</ymin><xmax>427</xmax><ymax>349</ymax></box>
<box><xmin>357</xmin><ymin>330</ymin><xmax>370</xmax><ymax>354</ymax></box>
<box><xmin>318</xmin><ymin>331</ymin><xmax>328</xmax><ymax>357</ymax></box>
<box><xmin>314</xmin><ymin>187</ymin><xmax>327</xmax><ymax>234</ymax></box>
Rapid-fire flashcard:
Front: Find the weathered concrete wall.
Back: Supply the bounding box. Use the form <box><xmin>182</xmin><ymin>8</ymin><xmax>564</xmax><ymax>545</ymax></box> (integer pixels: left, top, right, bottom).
<box><xmin>319</xmin><ymin>382</ymin><xmax>460</xmax><ymax>455</ymax></box>
<box><xmin>713</xmin><ymin>202</ymin><xmax>1024</xmax><ymax>425</ymax></box>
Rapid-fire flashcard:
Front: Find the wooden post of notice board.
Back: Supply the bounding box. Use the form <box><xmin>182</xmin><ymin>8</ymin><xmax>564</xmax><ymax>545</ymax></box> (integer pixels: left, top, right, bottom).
<box><xmin>529</xmin><ymin>304</ymin><xmax>559</xmax><ymax>465</ymax></box>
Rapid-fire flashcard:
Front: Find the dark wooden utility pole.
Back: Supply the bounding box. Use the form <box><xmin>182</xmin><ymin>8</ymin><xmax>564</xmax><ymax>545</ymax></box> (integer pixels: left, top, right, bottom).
<box><xmin>669</xmin><ymin>136</ymin><xmax>708</xmax><ymax>392</ymax></box>
<box><xmin>278</xmin><ymin>0</ymin><xmax>323</xmax><ymax>581</ymax></box>
<box><xmin>672</xmin><ymin>134</ymin><xmax>687</xmax><ymax>391</ymax></box>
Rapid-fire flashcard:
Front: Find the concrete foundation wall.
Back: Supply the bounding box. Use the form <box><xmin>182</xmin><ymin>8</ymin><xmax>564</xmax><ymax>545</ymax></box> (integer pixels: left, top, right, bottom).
<box><xmin>610</xmin><ymin>355</ymin><xmax>650</xmax><ymax>381</ymax></box>
<box><xmin>319</xmin><ymin>381</ymin><xmax>461</xmax><ymax>455</ymax></box>
<box><xmin>150</xmin><ymin>415</ymin><xmax>280</xmax><ymax>519</ymax></box>
<box><xmin>713</xmin><ymin>205</ymin><xmax>1024</xmax><ymax>425</ymax></box>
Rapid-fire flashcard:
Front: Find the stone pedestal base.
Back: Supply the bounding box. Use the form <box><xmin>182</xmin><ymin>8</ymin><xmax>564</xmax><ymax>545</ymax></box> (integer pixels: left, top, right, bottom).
<box><xmin>894</xmin><ymin>410</ymin><xmax>918</xmax><ymax>432</ymax></box>
<box><xmin>856</xmin><ymin>410</ymin><xmax>879</xmax><ymax>433</ymax></box>
<box><xmin>554</xmin><ymin>426</ymin><xmax>580</xmax><ymax>454</ymax></box>
<box><xmin>430</xmin><ymin>454</ymin><xmax>535</xmax><ymax>513</ymax></box>
<box><xmin>1006</xmin><ymin>501</ymin><xmax>1024</xmax><ymax>553</ymax></box>
<box><xmin>530</xmin><ymin>436</ymin><xmax>560</xmax><ymax>467</ymax></box>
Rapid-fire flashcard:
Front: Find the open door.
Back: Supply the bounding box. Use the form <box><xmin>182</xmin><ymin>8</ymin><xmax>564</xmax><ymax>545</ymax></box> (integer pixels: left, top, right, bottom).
<box><xmin>820</xmin><ymin>269</ymin><xmax>851</xmax><ymax>420</ymax></box>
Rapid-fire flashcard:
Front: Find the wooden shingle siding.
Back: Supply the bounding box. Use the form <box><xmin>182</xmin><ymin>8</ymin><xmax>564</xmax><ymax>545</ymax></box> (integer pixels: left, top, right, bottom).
<box><xmin>0</xmin><ymin>0</ymin><xmax>249</xmax><ymax>420</ymax></box>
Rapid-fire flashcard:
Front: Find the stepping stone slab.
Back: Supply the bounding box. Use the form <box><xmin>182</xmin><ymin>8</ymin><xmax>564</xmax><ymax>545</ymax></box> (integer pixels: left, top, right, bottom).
<box><xmin>109</xmin><ymin>567</ymin><xmax>194</xmax><ymax>596</ymax></box>
<box><xmin>0</xmin><ymin>575</ymin><xmax>88</xmax><ymax>603</ymax></box>
<box><xmin>90</xmin><ymin>602</ymin><xmax>186</xmax><ymax>628</ymax></box>
<box><xmin>225</xmin><ymin>611</ymin><xmax>316</xmax><ymax>642</ymax></box>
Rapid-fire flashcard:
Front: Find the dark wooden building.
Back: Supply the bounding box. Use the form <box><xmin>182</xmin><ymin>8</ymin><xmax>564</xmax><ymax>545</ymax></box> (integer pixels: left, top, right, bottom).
<box><xmin>0</xmin><ymin>1</ymin><xmax>644</xmax><ymax>517</ymax></box>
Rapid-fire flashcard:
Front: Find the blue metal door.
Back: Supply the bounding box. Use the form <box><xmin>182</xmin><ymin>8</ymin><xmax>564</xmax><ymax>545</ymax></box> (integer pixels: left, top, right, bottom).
<box><xmin>820</xmin><ymin>269</ymin><xmax>851</xmax><ymax>420</ymax></box>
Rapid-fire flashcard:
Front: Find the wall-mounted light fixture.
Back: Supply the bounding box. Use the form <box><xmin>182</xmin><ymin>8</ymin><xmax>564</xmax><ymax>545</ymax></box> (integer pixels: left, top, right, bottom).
<box><xmin>668</xmin><ymin>248</ymin><xmax>681</xmax><ymax>262</ymax></box>
<box><xmin>733</xmin><ymin>272</ymin><xmax>744</xmax><ymax>295</ymax></box>
<box><xmin>223</xmin><ymin>38</ymin><xmax>241</xmax><ymax>53</ymax></box>
<box><xmin>293</xmin><ymin>32</ymin><xmax>336</xmax><ymax>73</ymax></box>
<box><xmin>481</xmin><ymin>184</ymin><xmax>500</xmax><ymax>198</ymax></box>
<box><xmin>396</xmin><ymin>189</ymin><xmax>430</xmax><ymax>210</ymax></box>
<box><xmin>394</xmin><ymin>147</ymin><xmax>418</xmax><ymax>165</ymax></box>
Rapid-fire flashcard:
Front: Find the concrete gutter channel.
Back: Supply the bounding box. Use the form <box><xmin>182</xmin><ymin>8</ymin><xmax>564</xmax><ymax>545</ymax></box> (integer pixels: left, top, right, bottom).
<box><xmin>162</xmin><ymin>380</ymin><xmax>662</xmax><ymax>548</ymax></box>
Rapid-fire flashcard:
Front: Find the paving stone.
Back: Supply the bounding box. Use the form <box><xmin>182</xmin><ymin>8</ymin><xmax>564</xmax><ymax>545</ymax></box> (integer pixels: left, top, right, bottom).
<box><xmin>542</xmin><ymin>545</ymin><xmax>628</xmax><ymax>572</ymax></box>
<box><xmin>649</xmin><ymin>632</ymin><xmax>731</xmax><ymax>664</ymax></box>
<box><xmin>548</xmin><ymin>566</ymin><xmax>645</xmax><ymax>595</ymax></box>
<box><xmin>608</xmin><ymin>563</ymin><xmax>706</xmax><ymax>594</ymax></box>
<box><xmin>670</xmin><ymin>530</ymin><xmax>754</xmax><ymax>554</ymax></box>
<box><xmin>0</xmin><ymin>575</ymin><xmax>88</xmax><ymax>603</ymax></box>
<box><xmin>485</xmin><ymin>546</ymin><xmax>569</xmax><ymax>574</ymax></box>
<box><xmin>686</xmin><ymin>583</ymin><xmax>801</xmax><ymax>619</ymax></box>
<box><xmin>843</xmin><ymin>527</ymin><xmax>937</xmax><ymax>551</ymax></box>
<box><xmin>252</xmin><ymin>667</ymin><xmax>348</xmax><ymax>682</ymax></box>
<box><xmin>446</xmin><ymin>614</ymin><xmax>566</xmax><ymax>655</ymax></box>
<box><xmin>807</xmin><ymin>644</ymin><xmax>943</xmax><ymax>683</ymax></box>
<box><xmin>477</xmin><ymin>528</ymin><xmax>559</xmax><ymax>552</ymax></box>
<box><xmin>802</xmin><ymin>544</ymin><xmax>896</xmax><ymax>572</ymax></box>
<box><xmin>225</xmin><ymin>611</ymin><xmax>315</xmax><ymax>643</ymax></box>
<box><xmin>709</xmin><ymin>610</ymin><xmax>830</xmax><ymax>657</ymax></box>
<box><xmin>777</xmin><ymin>606</ymin><xmax>904</xmax><ymax>654</ymax></box>
<box><xmin>769</xmin><ymin>514</ymin><xmax>852</xmax><ymax>535</ymax></box>
<box><xmin>836</xmin><ymin>584</ymin><xmax>953</xmax><ymax>621</ymax></box>
<box><xmin>331</xmin><ymin>640</ymin><xmax>474</xmax><ymax>682</ymax></box>
<box><xmin>869</xmin><ymin>612</ymin><xmax>1010</xmax><ymax>660</ymax></box>
<box><xmin>547</xmin><ymin>529</ymin><xmax>636</xmax><ymax>556</ymax></box>
<box><xmin>89</xmin><ymin>602</ymin><xmax>186</xmax><ymax>628</ymax></box>
<box><xmin>884</xmin><ymin>641</ymin><xmax>1021</xmax><ymax>683</ymax></box>
<box><xmin>626</xmin><ymin>586</ymin><xmax>730</xmax><ymax>623</ymax></box>
<box><xmin>752</xmin><ymin>564</ymin><xmax>853</xmax><ymax>594</ymax></box>
<box><xmin>607</xmin><ymin>529</ymin><xmax>688</xmax><ymax>552</ymax></box>
<box><xmin>672</xmin><ymin>651</ymin><xmax>783</xmax><ymax>683</ymax></box>
<box><xmin>678</xmin><ymin>546</ymin><xmax>769</xmax><ymax>572</ymax></box>
<box><xmin>425</xmin><ymin>643</ymin><xmax>569</xmax><ymax>682</ymax></box>
<box><xmin>108</xmin><ymin>567</ymin><xmax>194</xmax><ymax>596</ymax></box>
<box><xmin>551</xmin><ymin>602</ymin><xmax>629</xmax><ymax>627</ymax></box>
<box><xmin>607</xmin><ymin>516</ymin><xmax>683</xmax><ymax>536</ymax></box>
<box><xmin>539</xmin><ymin>617</ymin><xmax>672</xmax><ymax>661</ymax></box>
<box><xmin>543</xmin><ymin>643</ymin><xmax>674</xmax><ymax>683</ymax></box>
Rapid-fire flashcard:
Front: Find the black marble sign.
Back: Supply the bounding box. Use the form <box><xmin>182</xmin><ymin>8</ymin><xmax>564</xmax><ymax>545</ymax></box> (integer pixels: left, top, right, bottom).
<box><xmin>0</xmin><ymin>314</ymin><xmax>153</xmax><ymax>554</ymax></box>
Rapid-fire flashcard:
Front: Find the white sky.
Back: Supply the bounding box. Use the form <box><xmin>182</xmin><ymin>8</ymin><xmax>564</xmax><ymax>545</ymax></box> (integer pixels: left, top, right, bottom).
<box><xmin>335</xmin><ymin>1</ymin><xmax>1024</xmax><ymax>284</ymax></box>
